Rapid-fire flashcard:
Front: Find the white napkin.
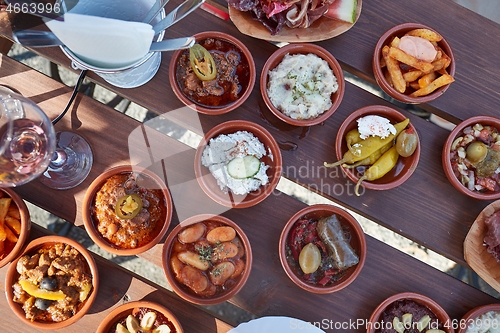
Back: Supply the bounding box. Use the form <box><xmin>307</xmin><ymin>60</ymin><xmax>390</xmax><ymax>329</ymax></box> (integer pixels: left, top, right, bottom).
<box><xmin>46</xmin><ymin>13</ymin><xmax>155</xmax><ymax>68</ymax></box>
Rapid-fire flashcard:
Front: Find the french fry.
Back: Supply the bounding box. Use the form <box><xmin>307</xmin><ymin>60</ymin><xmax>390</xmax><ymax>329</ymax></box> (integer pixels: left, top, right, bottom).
<box><xmin>403</xmin><ymin>70</ymin><xmax>423</xmax><ymax>83</ymax></box>
<box><xmin>382</xmin><ymin>46</ymin><xmax>406</xmax><ymax>93</ymax></box>
<box><xmin>0</xmin><ymin>198</ymin><xmax>11</xmax><ymax>222</ymax></box>
<box><xmin>409</xmin><ymin>81</ymin><xmax>420</xmax><ymax>91</ymax></box>
<box><xmin>409</xmin><ymin>73</ymin><xmax>455</xmax><ymax>97</ymax></box>
<box><xmin>5</xmin><ymin>216</ymin><xmax>21</xmax><ymax>234</ymax></box>
<box><xmin>388</xmin><ymin>46</ymin><xmax>435</xmax><ymax>73</ymax></box>
<box><xmin>405</xmin><ymin>28</ymin><xmax>443</xmax><ymax>42</ymax></box>
<box><xmin>4</xmin><ymin>225</ymin><xmax>17</xmax><ymax>242</ymax></box>
<box><xmin>418</xmin><ymin>71</ymin><xmax>437</xmax><ymax>89</ymax></box>
<box><xmin>0</xmin><ymin>224</ymin><xmax>6</xmax><ymax>242</ymax></box>
<box><xmin>390</xmin><ymin>36</ymin><xmax>400</xmax><ymax>47</ymax></box>
<box><xmin>7</xmin><ymin>205</ymin><xmax>20</xmax><ymax>220</ymax></box>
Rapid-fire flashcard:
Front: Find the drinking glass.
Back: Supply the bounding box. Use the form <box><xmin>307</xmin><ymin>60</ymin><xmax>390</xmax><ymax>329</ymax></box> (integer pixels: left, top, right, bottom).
<box><xmin>0</xmin><ymin>86</ymin><xmax>93</xmax><ymax>189</ymax></box>
<box><xmin>0</xmin><ymin>86</ymin><xmax>56</xmax><ymax>187</ymax></box>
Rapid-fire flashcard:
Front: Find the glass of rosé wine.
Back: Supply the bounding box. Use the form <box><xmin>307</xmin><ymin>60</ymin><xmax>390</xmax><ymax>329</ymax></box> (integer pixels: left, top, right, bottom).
<box><xmin>0</xmin><ymin>86</ymin><xmax>93</xmax><ymax>189</ymax></box>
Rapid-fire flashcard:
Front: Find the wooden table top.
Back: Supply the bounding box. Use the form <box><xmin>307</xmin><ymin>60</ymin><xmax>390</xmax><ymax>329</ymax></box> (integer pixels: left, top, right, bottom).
<box><xmin>0</xmin><ymin>0</ymin><xmax>499</xmax><ymax>332</ymax></box>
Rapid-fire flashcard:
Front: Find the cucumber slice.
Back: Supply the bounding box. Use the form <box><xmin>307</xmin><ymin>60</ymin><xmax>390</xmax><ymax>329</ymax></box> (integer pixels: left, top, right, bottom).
<box><xmin>227</xmin><ymin>155</ymin><xmax>261</xmax><ymax>179</ymax></box>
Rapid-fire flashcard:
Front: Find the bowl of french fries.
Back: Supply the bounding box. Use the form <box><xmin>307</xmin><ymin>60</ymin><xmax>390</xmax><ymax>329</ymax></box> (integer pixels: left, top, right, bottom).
<box><xmin>373</xmin><ymin>23</ymin><xmax>455</xmax><ymax>104</ymax></box>
<box><xmin>0</xmin><ymin>188</ymin><xmax>30</xmax><ymax>268</ymax></box>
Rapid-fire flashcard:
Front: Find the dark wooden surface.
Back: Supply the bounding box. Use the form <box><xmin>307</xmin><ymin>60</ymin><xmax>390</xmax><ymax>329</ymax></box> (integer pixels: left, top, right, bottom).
<box><xmin>0</xmin><ymin>0</ymin><xmax>499</xmax><ymax>331</ymax></box>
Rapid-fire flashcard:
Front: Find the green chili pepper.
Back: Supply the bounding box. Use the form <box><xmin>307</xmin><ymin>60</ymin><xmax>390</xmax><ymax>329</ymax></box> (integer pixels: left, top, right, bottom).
<box><xmin>355</xmin><ymin>145</ymin><xmax>399</xmax><ymax>196</ymax></box>
<box><xmin>342</xmin><ymin>141</ymin><xmax>392</xmax><ymax>169</ymax></box>
<box><xmin>324</xmin><ymin>118</ymin><xmax>409</xmax><ymax>168</ymax></box>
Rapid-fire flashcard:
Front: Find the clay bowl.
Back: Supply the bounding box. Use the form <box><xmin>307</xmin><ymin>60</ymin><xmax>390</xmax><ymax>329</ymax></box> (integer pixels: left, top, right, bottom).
<box><xmin>279</xmin><ymin>204</ymin><xmax>366</xmax><ymax>294</ymax></box>
<box><xmin>442</xmin><ymin>116</ymin><xmax>500</xmax><ymax>200</ymax></box>
<box><xmin>0</xmin><ymin>188</ymin><xmax>30</xmax><ymax>268</ymax></box>
<box><xmin>96</xmin><ymin>300</ymin><xmax>184</xmax><ymax>333</ymax></box>
<box><xmin>457</xmin><ymin>304</ymin><xmax>500</xmax><ymax>333</ymax></box>
<box><xmin>334</xmin><ymin>105</ymin><xmax>420</xmax><ymax>194</ymax></box>
<box><xmin>373</xmin><ymin>22</ymin><xmax>455</xmax><ymax>104</ymax></box>
<box><xmin>367</xmin><ymin>292</ymin><xmax>453</xmax><ymax>333</ymax></box>
<box><xmin>194</xmin><ymin>120</ymin><xmax>282</xmax><ymax>208</ymax></box>
<box><xmin>82</xmin><ymin>165</ymin><xmax>173</xmax><ymax>255</ymax></box>
<box><xmin>5</xmin><ymin>235</ymin><xmax>99</xmax><ymax>330</ymax></box>
<box><xmin>162</xmin><ymin>214</ymin><xmax>252</xmax><ymax>305</ymax></box>
<box><xmin>169</xmin><ymin>31</ymin><xmax>256</xmax><ymax>115</ymax></box>
<box><xmin>260</xmin><ymin>43</ymin><xmax>345</xmax><ymax>127</ymax></box>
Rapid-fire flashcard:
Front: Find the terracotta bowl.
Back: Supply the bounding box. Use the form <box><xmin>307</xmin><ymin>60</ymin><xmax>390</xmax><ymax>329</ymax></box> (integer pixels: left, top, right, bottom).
<box><xmin>194</xmin><ymin>120</ymin><xmax>282</xmax><ymax>208</ymax></box>
<box><xmin>373</xmin><ymin>22</ymin><xmax>455</xmax><ymax>104</ymax></box>
<box><xmin>335</xmin><ymin>105</ymin><xmax>420</xmax><ymax>194</ymax></box>
<box><xmin>260</xmin><ymin>43</ymin><xmax>345</xmax><ymax>127</ymax></box>
<box><xmin>367</xmin><ymin>292</ymin><xmax>453</xmax><ymax>333</ymax></box>
<box><xmin>0</xmin><ymin>188</ymin><xmax>30</xmax><ymax>268</ymax></box>
<box><xmin>162</xmin><ymin>214</ymin><xmax>252</xmax><ymax>305</ymax></box>
<box><xmin>82</xmin><ymin>165</ymin><xmax>173</xmax><ymax>255</ymax></box>
<box><xmin>5</xmin><ymin>235</ymin><xmax>99</xmax><ymax>330</ymax></box>
<box><xmin>169</xmin><ymin>31</ymin><xmax>256</xmax><ymax>115</ymax></box>
<box><xmin>96</xmin><ymin>300</ymin><xmax>184</xmax><ymax>333</ymax></box>
<box><xmin>279</xmin><ymin>204</ymin><xmax>366</xmax><ymax>294</ymax></box>
<box><xmin>442</xmin><ymin>116</ymin><xmax>500</xmax><ymax>200</ymax></box>
<box><xmin>457</xmin><ymin>304</ymin><xmax>500</xmax><ymax>333</ymax></box>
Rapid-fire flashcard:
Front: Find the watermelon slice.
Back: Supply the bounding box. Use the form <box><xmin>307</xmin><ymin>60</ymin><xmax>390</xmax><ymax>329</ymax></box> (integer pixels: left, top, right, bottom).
<box><xmin>324</xmin><ymin>0</ymin><xmax>358</xmax><ymax>24</ymax></box>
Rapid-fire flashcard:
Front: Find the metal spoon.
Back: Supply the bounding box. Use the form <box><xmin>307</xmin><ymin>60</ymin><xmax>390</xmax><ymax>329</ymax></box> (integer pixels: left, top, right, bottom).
<box><xmin>152</xmin><ymin>0</ymin><xmax>205</xmax><ymax>35</ymax></box>
<box><xmin>142</xmin><ymin>0</ymin><xmax>170</xmax><ymax>24</ymax></box>
<box><xmin>13</xmin><ymin>30</ymin><xmax>195</xmax><ymax>52</ymax></box>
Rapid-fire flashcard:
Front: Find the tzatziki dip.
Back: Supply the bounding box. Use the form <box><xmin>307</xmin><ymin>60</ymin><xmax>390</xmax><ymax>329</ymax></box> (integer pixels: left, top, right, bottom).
<box><xmin>267</xmin><ymin>53</ymin><xmax>338</xmax><ymax>120</ymax></box>
<box><xmin>201</xmin><ymin>131</ymin><xmax>270</xmax><ymax>195</ymax></box>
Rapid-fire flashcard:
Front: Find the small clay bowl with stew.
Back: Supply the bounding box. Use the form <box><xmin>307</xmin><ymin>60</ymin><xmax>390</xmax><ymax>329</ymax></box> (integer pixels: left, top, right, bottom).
<box><xmin>169</xmin><ymin>31</ymin><xmax>256</xmax><ymax>115</ymax></box>
<box><xmin>194</xmin><ymin>120</ymin><xmax>282</xmax><ymax>208</ymax></box>
<box><xmin>83</xmin><ymin>165</ymin><xmax>173</xmax><ymax>255</ymax></box>
<box><xmin>260</xmin><ymin>43</ymin><xmax>345</xmax><ymax>127</ymax></box>
<box><xmin>162</xmin><ymin>214</ymin><xmax>252</xmax><ymax>305</ymax></box>
<box><xmin>5</xmin><ymin>235</ymin><xmax>98</xmax><ymax>330</ymax></box>
<box><xmin>442</xmin><ymin>116</ymin><xmax>500</xmax><ymax>200</ymax></box>
<box><xmin>0</xmin><ymin>187</ymin><xmax>30</xmax><ymax>268</ymax></box>
<box><xmin>96</xmin><ymin>300</ymin><xmax>184</xmax><ymax>333</ymax></box>
<box><xmin>373</xmin><ymin>23</ymin><xmax>455</xmax><ymax>104</ymax></box>
<box><xmin>457</xmin><ymin>304</ymin><xmax>500</xmax><ymax>333</ymax></box>
<box><xmin>279</xmin><ymin>204</ymin><xmax>366</xmax><ymax>294</ymax></box>
<box><xmin>333</xmin><ymin>105</ymin><xmax>420</xmax><ymax>195</ymax></box>
<box><xmin>367</xmin><ymin>292</ymin><xmax>452</xmax><ymax>333</ymax></box>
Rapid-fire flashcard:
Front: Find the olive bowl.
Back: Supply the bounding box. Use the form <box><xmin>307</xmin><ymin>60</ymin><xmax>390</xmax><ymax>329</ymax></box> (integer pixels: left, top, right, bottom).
<box><xmin>442</xmin><ymin>116</ymin><xmax>500</xmax><ymax>200</ymax></box>
<box><xmin>334</xmin><ymin>105</ymin><xmax>420</xmax><ymax>195</ymax></box>
<box><xmin>279</xmin><ymin>204</ymin><xmax>366</xmax><ymax>294</ymax></box>
<box><xmin>5</xmin><ymin>235</ymin><xmax>99</xmax><ymax>330</ymax></box>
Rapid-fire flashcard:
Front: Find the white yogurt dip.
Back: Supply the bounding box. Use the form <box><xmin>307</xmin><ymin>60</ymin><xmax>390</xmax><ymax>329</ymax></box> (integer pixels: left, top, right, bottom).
<box><xmin>356</xmin><ymin>115</ymin><xmax>396</xmax><ymax>139</ymax></box>
<box><xmin>465</xmin><ymin>310</ymin><xmax>500</xmax><ymax>333</ymax></box>
<box><xmin>267</xmin><ymin>53</ymin><xmax>338</xmax><ymax>120</ymax></box>
<box><xmin>201</xmin><ymin>131</ymin><xmax>270</xmax><ymax>195</ymax></box>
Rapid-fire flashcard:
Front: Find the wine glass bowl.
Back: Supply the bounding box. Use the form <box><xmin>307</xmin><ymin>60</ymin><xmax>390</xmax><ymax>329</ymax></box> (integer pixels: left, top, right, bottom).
<box><xmin>0</xmin><ymin>86</ymin><xmax>56</xmax><ymax>187</ymax></box>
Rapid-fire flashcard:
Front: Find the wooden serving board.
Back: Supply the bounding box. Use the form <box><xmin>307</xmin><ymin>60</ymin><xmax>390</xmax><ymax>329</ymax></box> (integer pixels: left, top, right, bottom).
<box><xmin>228</xmin><ymin>0</ymin><xmax>362</xmax><ymax>43</ymax></box>
<box><xmin>464</xmin><ymin>199</ymin><xmax>500</xmax><ymax>293</ymax></box>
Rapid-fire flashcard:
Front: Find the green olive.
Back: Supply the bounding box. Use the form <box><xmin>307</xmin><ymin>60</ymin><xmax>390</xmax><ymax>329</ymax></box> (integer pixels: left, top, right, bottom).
<box><xmin>466</xmin><ymin>141</ymin><xmax>488</xmax><ymax>164</ymax></box>
<box><xmin>189</xmin><ymin>44</ymin><xmax>217</xmax><ymax>81</ymax></box>
<box><xmin>298</xmin><ymin>243</ymin><xmax>321</xmax><ymax>274</ymax></box>
<box><xmin>115</xmin><ymin>194</ymin><xmax>143</xmax><ymax>220</ymax></box>
<box><xmin>395</xmin><ymin>130</ymin><xmax>418</xmax><ymax>157</ymax></box>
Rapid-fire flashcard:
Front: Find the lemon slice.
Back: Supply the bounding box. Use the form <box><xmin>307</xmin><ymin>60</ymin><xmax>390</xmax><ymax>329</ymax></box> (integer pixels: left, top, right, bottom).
<box><xmin>19</xmin><ymin>280</ymin><xmax>66</xmax><ymax>301</ymax></box>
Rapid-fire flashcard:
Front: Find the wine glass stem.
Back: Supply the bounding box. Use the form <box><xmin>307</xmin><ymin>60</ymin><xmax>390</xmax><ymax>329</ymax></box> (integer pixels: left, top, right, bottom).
<box><xmin>50</xmin><ymin>149</ymin><xmax>68</xmax><ymax>168</ymax></box>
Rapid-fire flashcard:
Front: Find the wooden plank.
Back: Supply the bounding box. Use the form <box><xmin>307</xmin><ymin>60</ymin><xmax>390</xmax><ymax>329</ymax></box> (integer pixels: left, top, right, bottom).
<box><xmin>0</xmin><ymin>225</ymin><xmax>233</xmax><ymax>333</ymax></box>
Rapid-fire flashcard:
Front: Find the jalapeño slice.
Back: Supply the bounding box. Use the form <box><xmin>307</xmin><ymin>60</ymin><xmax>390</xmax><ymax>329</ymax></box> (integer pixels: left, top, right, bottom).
<box><xmin>115</xmin><ymin>194</ymin><xmax>143</xmax><ymax>220</ymax></box>
<box><xmin>189</xmin><ymin>44</ymin><xmax>217</xmax><ymax>81</ymax></box>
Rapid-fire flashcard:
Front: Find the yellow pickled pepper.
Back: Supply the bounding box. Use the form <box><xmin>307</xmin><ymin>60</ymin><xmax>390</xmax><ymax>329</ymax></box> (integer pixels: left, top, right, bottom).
<box><xmin>342</xmin><ymin>141</ymin><xmax>392</xmax><ymax>169</ymax></box>
<box><xmin>324</xmin><ymin>118</ymin><xmax>409</xmax><ymax>168</ymax></box>
<box><xmin>354</xmin><ymin>145</ymin><xmax>400</xmax><ymax>196</ymax></box>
